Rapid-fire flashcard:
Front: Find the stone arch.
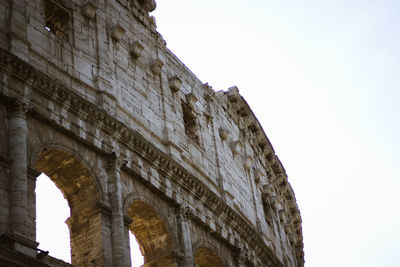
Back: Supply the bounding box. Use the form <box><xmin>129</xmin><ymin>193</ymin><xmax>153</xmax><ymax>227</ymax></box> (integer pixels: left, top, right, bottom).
<box><xmin>193</xmin><ymin>243</ymin><xmax>227</xmax><ymax>267</ymax></box>
<box><xmin>124</xmin><ymin>194</ymin><xmax>178</xmax><ymax>266</ymax></box>
<box><xmin>34</xmin><ymin>148</ymin><xmax>105</xmax><ymax>266</ymax></box>
<box><xmin>27</xmin><ymin>135</ymin><xmax>106</xmax><ymax>202</ymax></box>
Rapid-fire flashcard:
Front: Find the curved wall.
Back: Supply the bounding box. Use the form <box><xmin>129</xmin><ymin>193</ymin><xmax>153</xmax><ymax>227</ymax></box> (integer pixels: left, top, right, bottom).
<box><xmin>0</xmin><ymin>0</ymin><xmax>303</xmax><ymax>266</ymax></box>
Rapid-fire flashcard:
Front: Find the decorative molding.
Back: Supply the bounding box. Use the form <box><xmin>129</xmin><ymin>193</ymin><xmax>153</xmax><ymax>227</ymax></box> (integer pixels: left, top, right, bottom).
<box><xmin>111</xmin><ymin>23</ymin><xmax>126</xmax><ymax>41</ymax></box>
<box><xmin>254</xmin><ymin>168</ymin><xmax>264</xmax><ymax>185</ymax></box>
<box><xmin>243</xmin><ymin>156</ymin><xmax>253</xmax><ymax>170</ymax></box>
<box><xmin>150</xmin><ymin>58</ymin><xmax>164</xmax><ymax>74</ymax></box>
<box><xmin>230</xmin><ymin>140</ymin><xmax>242</xmax><ymax>155</ymax></box>
<box><xmin>138</xmin><ymin>0</ymin><xmax>157</xmax><ymax>13</ymax></box>
<box><xmin>5</xmin><ymin>99</ymin><xmax>29</xmax><ymax>119</ymax></box>
<box><xmin>219</xmin><ymin>128</ymin><xmax>229</xmax><ymax>141</ymax></box>
<box><xmin>185</xmin><ymin>93</ymin><xmax>198</xmax><ymax>109</ymax></box>
<box><xmin>129</xmin><ymin>41</ymin><xmax>144</xmax><ymax>59</ymax></box>
<box><xmin>168</xmin><ymin>75</ymin><xmax>182</xmax><ymax>92</ymax></box>
<box><xmin>203</xmin><ymin>112</ymin><xmax>213</xmax><ymax>124</ymax></box>
<box><xmin>82</xmin><ymin>1</ymin><xmax>97</xmax><ymax>19</ymax></box>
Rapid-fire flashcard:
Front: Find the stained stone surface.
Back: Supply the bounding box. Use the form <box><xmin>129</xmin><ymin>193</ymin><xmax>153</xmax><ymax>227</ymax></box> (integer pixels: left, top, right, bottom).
<box><xmin>0</xmin><ymin>0</ymin><xmax>303</xmax><ymax>266</ymax></box>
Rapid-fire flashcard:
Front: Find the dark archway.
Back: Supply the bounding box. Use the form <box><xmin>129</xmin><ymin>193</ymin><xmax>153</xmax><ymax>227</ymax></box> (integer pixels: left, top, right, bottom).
<box><xmin>35</xmin><ymin>149</ymin><xmax>103</xmax><ymax>266</ymax></box>
<box><xmin>194</xmin><ymin>247</ymin><xmax>226</xmax><ymax>267</ymax></box>
<box><xmin>128</xmin><ymin>200</ymin><xmax>177</xmax><ymax>266</ymax></box>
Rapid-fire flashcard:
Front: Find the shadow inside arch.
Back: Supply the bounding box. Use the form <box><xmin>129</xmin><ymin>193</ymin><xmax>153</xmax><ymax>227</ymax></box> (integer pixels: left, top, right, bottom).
<box><xmin>194</xmin><ymin>246</ymin><xmax>226</xmax><ymax>267</ymax></box>
<box><xmin>36</xmin><ymin>149</ymin><xmax>100</xmax><ymax>202</ymax></box>
<box><xmin>128</xmin><ymin>200</ymin><xmax>177</xmax><ymax>266</ymax></box>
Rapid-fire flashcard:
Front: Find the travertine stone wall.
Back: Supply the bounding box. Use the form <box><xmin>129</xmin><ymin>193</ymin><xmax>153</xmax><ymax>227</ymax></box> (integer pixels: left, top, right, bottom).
<box><xmin>0</xmin><ymin>0</ymin><xmax>303</xmax><ymax>266</ymax></box>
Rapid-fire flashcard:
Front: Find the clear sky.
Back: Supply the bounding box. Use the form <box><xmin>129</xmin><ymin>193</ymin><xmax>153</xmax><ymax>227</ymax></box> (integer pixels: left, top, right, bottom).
<box><xmin>36</xmin><ymin>1</ymin><xmax>400</xmax><ymax>267</ymax></box>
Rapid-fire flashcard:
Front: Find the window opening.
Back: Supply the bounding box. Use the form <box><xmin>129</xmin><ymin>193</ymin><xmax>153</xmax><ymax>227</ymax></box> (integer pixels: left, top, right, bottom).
<box><xmin>182</xmin><ymin>101</ymin><xmax>199</xmax><ymax>144</ymax></box>
<box><xmin>45</xmin><ymin>0</ymin><xmax>70</xmax><ymax>39</ymax></box>
<box><xmin>263</xmin><ymin>199</ymin><xmax>274</xmax><ymax>233</ymax></box>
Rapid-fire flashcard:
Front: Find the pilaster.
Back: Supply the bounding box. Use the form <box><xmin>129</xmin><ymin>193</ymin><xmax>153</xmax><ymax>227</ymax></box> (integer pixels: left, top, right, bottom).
<box><xmin>7</xmin><ymin>100</ymin><xmax>28</xmax><ymax>237</ymax></box>
<box><xmin>107</xmin><ymin>152</ymin><xmax>130</xmax><ymax>267</ymax></box>
<box><xmin>176</xmin><ymin>206</ymin><xmax>195</xmax><ymax>267</ymax></box>
<box><xmin>4</xmin><ymin>99</ymin><xmax>38</xmax><ymax>257</ymax></box>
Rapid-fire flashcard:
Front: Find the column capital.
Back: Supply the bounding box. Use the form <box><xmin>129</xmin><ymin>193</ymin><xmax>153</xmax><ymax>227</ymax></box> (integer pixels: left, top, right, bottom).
<box><xmin>182</xmin><ymin>206</ymin><xmax>194</xmax><ymax>220</ymax></box>
<box><xmin>176</xmin><ymin>205</ymin><xmax>194</xmax><ymax>222</ymax></box>
<box><xmin>27</xmin><ymin>168</ymin><xmax>41</xmax><ymax>181</ymax></box>
<box><xmin>6</xmin><ymin>99</ymin><xmax>29</xmax><ymax>119</ymax></box>
<box><xmin>106</xmin><ymin>152</ymin><xmax>126</xmax><ymax>172</ymax></box>
<box><xmin>174</xmin><ymin>205</ymin><xmax>195</xmax><ymax>267</ymax></box>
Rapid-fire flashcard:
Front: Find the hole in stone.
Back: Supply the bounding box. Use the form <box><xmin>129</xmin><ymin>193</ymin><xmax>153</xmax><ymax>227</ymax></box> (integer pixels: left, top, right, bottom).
<box><xmin>36</xmin><ymin>173</ymin><xmax>71</xmax><ymax>262</ymax></box>
<box><xmin>182</xmin><ymin>101</ymin><xmax>199</xmax><ymax>144</ymax></box>
<box><xmin>130</xmin><ymin>232</ymin><xmax>144</xmax><ymax>267</ymax></box>
<box><xmin>262</xmin><ymin>199</ymin><xmax>274</xmax><ymax>231</ymax></box>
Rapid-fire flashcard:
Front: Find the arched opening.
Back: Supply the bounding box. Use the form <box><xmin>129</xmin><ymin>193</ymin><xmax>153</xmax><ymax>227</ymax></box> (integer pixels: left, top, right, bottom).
<box><xmin>128</xmin><ymin>200</ymin><xmax>176</xmax><ymax>266</ymax></box>
<box><xmin>36</xmin><ymin>173</ymin><xmax>70</xmax><ymax>262</ymax></box>
<box><xmin>194</xmin><ymin>247</ymin><xmax>225</xmax><ymax>267</ymax></box>
<box><xmin>35</xmin><ymin>149</ymin><xmax>102</xmax><ymax>266</ymax></box>
<box><xmin>130</xmin><ymin>231</ymin><xmax>144</xmax><ymax>267</ymax></box>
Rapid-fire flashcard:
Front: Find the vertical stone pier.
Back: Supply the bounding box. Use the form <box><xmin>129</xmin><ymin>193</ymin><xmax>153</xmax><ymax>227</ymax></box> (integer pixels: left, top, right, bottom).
<box><xmin>5</xmin><ymin>100</ymin><xmax>38</xmax><ymax>257</ymax></box>
<box><xmin>176</xmin><ymin>206</ymin><xmax>195</xmax><ymax>267</ymax></box>
<box><xmin>7</xmin><ymin>100</ymin><xmax>28</xmax><ymax>236</ymax></box>
<box><xmin>107</xmin><ymin>153</ymin><xmax>130</xmax><ymax>267</ymax></box>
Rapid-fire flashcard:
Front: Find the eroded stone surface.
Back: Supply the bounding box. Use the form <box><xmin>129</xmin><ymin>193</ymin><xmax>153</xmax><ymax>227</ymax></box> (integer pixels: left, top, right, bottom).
<box><xmin>0</xmin><ymin>0</ymin><xmax>303</xmax><ymax>266</ymax></box>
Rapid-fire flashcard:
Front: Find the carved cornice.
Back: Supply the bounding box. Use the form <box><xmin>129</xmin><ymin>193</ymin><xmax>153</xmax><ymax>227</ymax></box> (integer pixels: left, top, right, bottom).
<box><xmin>130</xmin><ymin>0</ymin><xmax>159</xmax><ymax>34</ymax></box>
<box><xmin>0</xmin><ymin>49</ymin><xmax>303</xmax><ymax>266</ymax></box>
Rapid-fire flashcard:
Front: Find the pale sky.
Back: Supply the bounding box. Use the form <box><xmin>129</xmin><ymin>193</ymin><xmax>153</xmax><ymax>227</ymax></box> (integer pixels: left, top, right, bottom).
<box><xmin>36</xmin><ymin>1</ymin><xmax>400</xmax><ymax>267</ymax></box>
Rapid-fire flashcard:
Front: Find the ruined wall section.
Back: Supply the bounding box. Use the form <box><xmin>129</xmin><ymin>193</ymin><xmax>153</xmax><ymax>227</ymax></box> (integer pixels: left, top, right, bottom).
<box><xmin>1</xmin><ymin>0</ymin><xmax>303</xmax><ymax>265</ymax></box>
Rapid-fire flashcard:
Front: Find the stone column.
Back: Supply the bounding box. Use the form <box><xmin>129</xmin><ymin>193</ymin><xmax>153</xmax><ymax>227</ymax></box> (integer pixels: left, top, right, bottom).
<box><xmin>7</xmin><ymin>100</ymin><xmax>28</xmax><ymax>236</ymax></box>
<box><xmin>4</xmin><ymin>100</ymin><xmax>39</xmax><ymax>257</ymax></box>
<box><xmin>176</xmin><ymin>206</ymin><xmax>194</xmax><ymax>267</ymax></box>
<box><xmin>107</xmin><ymin>153</ymin><xmax>130</xmax><ymax>267</ymax></box>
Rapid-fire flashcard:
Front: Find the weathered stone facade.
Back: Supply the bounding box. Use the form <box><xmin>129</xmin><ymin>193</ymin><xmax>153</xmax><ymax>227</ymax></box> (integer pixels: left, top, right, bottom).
<box><xmin>0</xmin><ymin>0</ymin><xmax>304</xmax><ymax>266</ymax></box>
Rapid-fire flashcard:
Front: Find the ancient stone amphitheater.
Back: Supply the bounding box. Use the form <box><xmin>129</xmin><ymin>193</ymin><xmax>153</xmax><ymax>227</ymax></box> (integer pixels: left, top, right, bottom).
<box><xmin>0</xmin><ymin>0</ymin><xmax>304</xmax><ymax>266</ymax></box>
